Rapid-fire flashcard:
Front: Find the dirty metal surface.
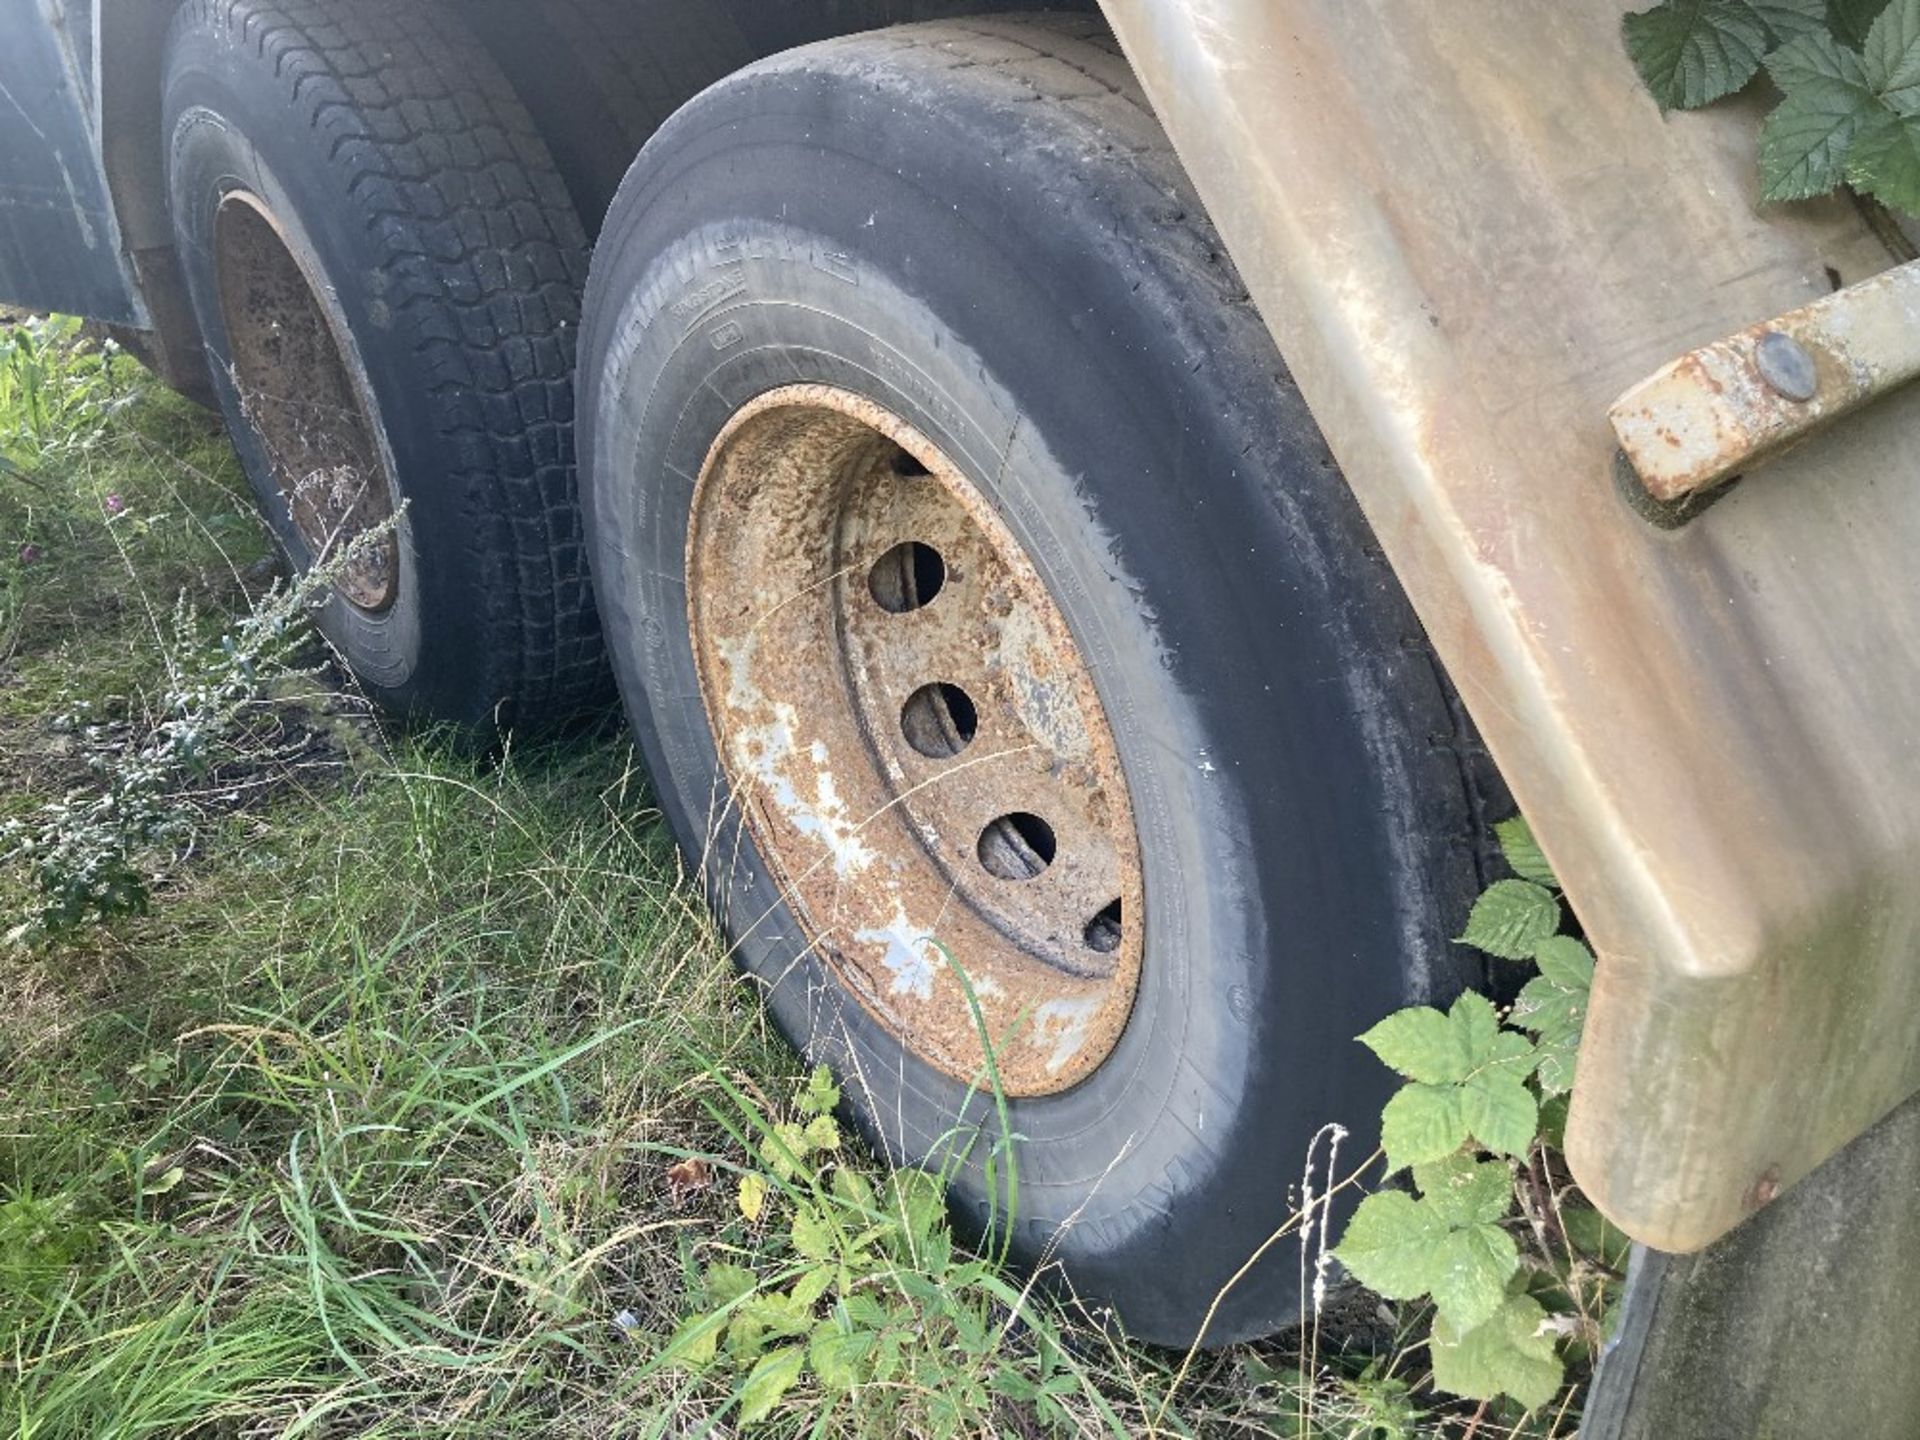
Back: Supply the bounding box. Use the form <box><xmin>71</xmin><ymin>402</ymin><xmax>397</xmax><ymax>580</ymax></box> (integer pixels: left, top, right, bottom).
<box><xmin>214</xmin><ymin>192</ymin><xmax>397</xmax><ymax>611</ymax></box>
<box><xmin>1611</xmin><ymin>257</ymin><xmax>1920</xmax><ymax>501</ymax></box>
<box><xmin>0</xmin><ymin>2</ymin><xmax>141</xmax><ymax>325</ymax></box>
<box><xmin>1102</xmin><ymin>0</ymin><xmax>1920</xmax><ymax>1250</ymax></box>
<box><xmin>687</xmin><ymin>386</ymin><xmax>1144</xmax><ymax>1095</ymax></box>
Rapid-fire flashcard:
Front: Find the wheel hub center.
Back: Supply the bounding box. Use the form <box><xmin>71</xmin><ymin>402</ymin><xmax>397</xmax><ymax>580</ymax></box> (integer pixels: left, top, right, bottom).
<box><xmin>214</xmin><ymin>192</ymin><xmax>399</xmax><ymax>612</ymax></box>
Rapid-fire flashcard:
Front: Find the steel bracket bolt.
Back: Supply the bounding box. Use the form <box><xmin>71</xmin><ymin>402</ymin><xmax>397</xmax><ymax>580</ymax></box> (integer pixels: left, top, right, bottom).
<box><xmin>1754</xmin><ymin>329</ymin><xmax>1819</xmax><ymax>403</ymax></box>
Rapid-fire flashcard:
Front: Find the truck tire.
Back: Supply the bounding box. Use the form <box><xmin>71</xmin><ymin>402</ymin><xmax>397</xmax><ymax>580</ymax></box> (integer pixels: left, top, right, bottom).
<box><xmin>579</xmin><ymin>16</ymin><xmax>1495</xmax><ymax>1345</ymax></box>
<box><xmin>164</xmin><ymin>0</ymin><xmax>604</xmax><ymax>734</ymax></box>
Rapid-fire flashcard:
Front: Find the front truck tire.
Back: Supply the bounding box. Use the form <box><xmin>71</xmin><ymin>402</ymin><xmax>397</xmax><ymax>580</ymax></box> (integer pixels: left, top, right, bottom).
<box><xmin>580</xmin><ymin>16</ymin><xmax>1494</xmax><ymax>1344</ymax></box>
<box><xmin>164</xmin><ymin>0</ymin><xmax>604</xmax><ymax>733</ymax></box>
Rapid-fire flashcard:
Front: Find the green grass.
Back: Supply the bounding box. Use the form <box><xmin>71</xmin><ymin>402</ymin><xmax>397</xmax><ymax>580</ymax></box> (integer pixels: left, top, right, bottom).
<box><xmin>0</xmin><ymin>318</ymin><xmax>1493</xmax><ymax>1438</ymax></box>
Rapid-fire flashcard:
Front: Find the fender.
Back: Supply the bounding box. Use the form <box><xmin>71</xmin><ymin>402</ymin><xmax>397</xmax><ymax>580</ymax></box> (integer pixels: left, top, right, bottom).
<box><xmin>1100</xmin><ymin>0</ymin><xmax>1920</xmax><ymax>1252</ymax></box>
<box><xmin>0</xmin><ymin>0</ymin><xmax>139</xmax><ymax>324</ymax></box>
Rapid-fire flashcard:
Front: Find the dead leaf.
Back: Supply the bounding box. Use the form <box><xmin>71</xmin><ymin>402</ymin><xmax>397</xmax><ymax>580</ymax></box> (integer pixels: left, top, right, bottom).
<box><xmin>665</xmin><ymin>1157</ymin><xmax>713</xmax><ymax>1202</ymax></box>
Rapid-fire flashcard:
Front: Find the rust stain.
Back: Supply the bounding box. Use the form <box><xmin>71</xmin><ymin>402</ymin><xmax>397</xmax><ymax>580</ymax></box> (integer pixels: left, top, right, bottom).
<box><xmin>1743</xmin><ymin>1165</ymin><xmax>1781</xmax><ymax>1212</ymax></box>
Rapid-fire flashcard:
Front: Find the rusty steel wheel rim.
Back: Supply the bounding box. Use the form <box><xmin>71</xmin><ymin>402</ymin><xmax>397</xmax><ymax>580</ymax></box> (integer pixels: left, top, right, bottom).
<box><xmin>688</xmin><ymin>385</ymin><xmax>1145</xmax><ymax>1095</ymax></box>
<box><xmin>214</xmin><ymin>191</ymin><xmax>398</xmax><ymax>611</ymax></box>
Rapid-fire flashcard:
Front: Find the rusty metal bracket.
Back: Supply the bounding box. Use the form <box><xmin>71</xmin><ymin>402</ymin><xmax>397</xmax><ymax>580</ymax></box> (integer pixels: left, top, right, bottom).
<box><xmin>1611</xmin><ymin>257</ymin><xmax>1920</xmax><ymax>503</ymax></box>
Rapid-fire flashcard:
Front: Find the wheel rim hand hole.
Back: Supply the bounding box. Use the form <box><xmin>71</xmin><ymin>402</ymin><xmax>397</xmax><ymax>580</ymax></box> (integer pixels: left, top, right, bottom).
<box><xmin>901</xmin><ymin>682</ymin><xmax>978</xmax><ymax>758</ymax></box>
<box><xmin>869</xmin><ymin>541</ymin><xmax>946</xmax><ymax>613</ymax></box>
<box><xmin>978</xmin><ymin>812</ymin><xmax>1056</xmax><ymax>881</ymax></box>
<box><xmin>891</xmin><ymin>447</ymin><xmax>931</xmax><ymax>477</ymax></box>
<box><xmin>1083</xmin><ymin>898</ymin><xmax>1123</xmax><ymax>954</ymax></box>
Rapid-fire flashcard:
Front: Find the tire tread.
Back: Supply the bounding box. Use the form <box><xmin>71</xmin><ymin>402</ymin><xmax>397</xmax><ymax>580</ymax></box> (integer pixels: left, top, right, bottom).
<box><xmin>174</xmin><ymin>0</ymin><xmax>605</xmax><ymax>726</ymax></box>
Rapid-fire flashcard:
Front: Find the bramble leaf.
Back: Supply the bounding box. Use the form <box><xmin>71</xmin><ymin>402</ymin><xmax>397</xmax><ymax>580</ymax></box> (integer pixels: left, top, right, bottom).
<box><xmin>1414</xmin><ymin>1155</ymin><xmax>1514</xmax><ymax>1228</ymax></box>
<box><xmin>1449</xmin><ymin>990</ymin><xmax>1503</xmax><ymax>1062</ymax></box>
<box><xmin>1459</xmin><ymin>880</ymin><xmax>1561</xmax><ymax>961</ymax></box>
<box><xmin>1515</xmin><ymin>937</ymin><xmax>1594</xmax><ymax>1096</ymax></box>
<box><xmin>1462</xmin><ymin>1066</ymin><xmax>1539</xmax><ymax>1158</ymax></box>
<box><xmin>1865</xmin><ymin>0</ymin><xmax>1920</xmax><ymax>109</ymax></box>
<box><xmin>761</xmin><ymin>1122</ymin><xmax>811</xmax><ymax>1181</ymax></box>
<box><xmin>1765</xmin><ymin>26</ymin><xmax>1871</xmax><ymax>88</ymax></box>
<box><xmin>916</xmin><ymin>1227</ymin><xmax>953</xmax><ymax>1277</ymax></box>
<box><xmin>1336</xmin><ymin>1165</ymin><xmax>1520</xmax><ymax>1334</ymax></box>
<box><xmin>1532</xmin><ymin>935</ymin><xmax>1596</xmax><ymax>989</ymax></box>
<box><xmin>741</xmin><ymin>1290</ymin><xmax>814</xmax><ymax>1339</ymax></box>
<box><xmin>1370</xmin><ymin>995</ymin><xmax>1528</xmax><ymax>1168</ymax></box>
<box><xmin>1511</xmin><ymin>976</ymin><xmax>1585</xmax><ymax>1039</ymax></box>
<box><xmin>899</xmin><ymin>1174</ymin><xmax>943</xmax><ymax>1238</ymax></box>
<box><xmin>738</xmin><ymin>1344</ymin><xmax>808</xmax><ymax>1425</ymax></box>
<box><xmin>1516</xmin><ymin>996</ymin><xmax>1584</xmax><ymax>1096</ymax></box>
<box><xmin>727</xmin><ymin>1311</ymin><xmax>768</xmax><ymax>1359</ymax></box>
<box><xmin>1429</xmin><ymin>1223</ymin><xmax>1523</xmax><ymax>1334</ymax></box>
<box><xmin>1494</xmin><ymin>816</ymin><xmax>1557</xmax><ymax>888</ymax></box>
<box><xmin>1381</xmin><ymin>1083</ymin><xmax>1469</xmax><ymax>1170</ymax></box>
<box><xmin>1749</xmin><ymin>0</ymin><xmax>1833</xmax><ymax>41</ymax></box>
<box><xmin>1487</xmin><ymin>1024</ymin><xmax>1540</xmax><ymax>1075</ymax></box>
<box><xmin>1761</xmin><ymin>67</ymin><xmax>1886</xmax><ymax>198</ymax></box>
<box><xmin>887</xmin><ymin>1170</ymin><xmax>946</xmax><ymax>1251</ymax></box>
<box><xmin>1848</xmin><ymin>97</ymin><xmax>1920</xmax><ymax>207</ymax></box>
<box><xmin>1332</xmin><ymin>1190</ymin><xmax>1447</xmax><ymax>1299</ymax></box>
<box><xmin>1418</xmin><ymin>1158</ymin><xmax>1525</xmax><ymax>1333</ymax></box>
<box><xmin>1624</xmin><ymin>0</ymin><xmax>1774</xmax><ymax>109</ymax></box>
<box><xmin>1358</xmin><ymin>1005</ymin><xmax>1472</xmax><ymax>1085</ymax></box>
<box><xmin>1536</xmin><ymin>1092</ymin><xmax>1571</xmax><ymax>1150</ymax></box>
<box><xmin>1833</xmin><ymin>0</ymin><xmax>1892</xmax><ymax>48</ymax></box>
<box><xmin>1430</xmin><ymin>1292</ymin><xmax>1565</xmax><ymax>1410</ymax></box>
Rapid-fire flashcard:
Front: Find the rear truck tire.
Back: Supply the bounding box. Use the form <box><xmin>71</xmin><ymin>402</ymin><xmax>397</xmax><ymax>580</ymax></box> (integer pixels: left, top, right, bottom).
<box><xmin>163</xmin><ymin>0</ymin><xmax>605</xmax><ymax>735</ymax></box>
<box><xmin>579</xmin><ymin>15</ymin><xmax>1496</xmax><ymax>1345</ymax></box>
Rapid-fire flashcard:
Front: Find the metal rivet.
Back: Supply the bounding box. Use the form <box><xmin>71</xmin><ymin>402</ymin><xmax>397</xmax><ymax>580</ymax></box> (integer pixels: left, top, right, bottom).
<box><xmin>1754</xmin><ymin>330</ymin><xmax>1818</xmax><ymax>403</ymax></box>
